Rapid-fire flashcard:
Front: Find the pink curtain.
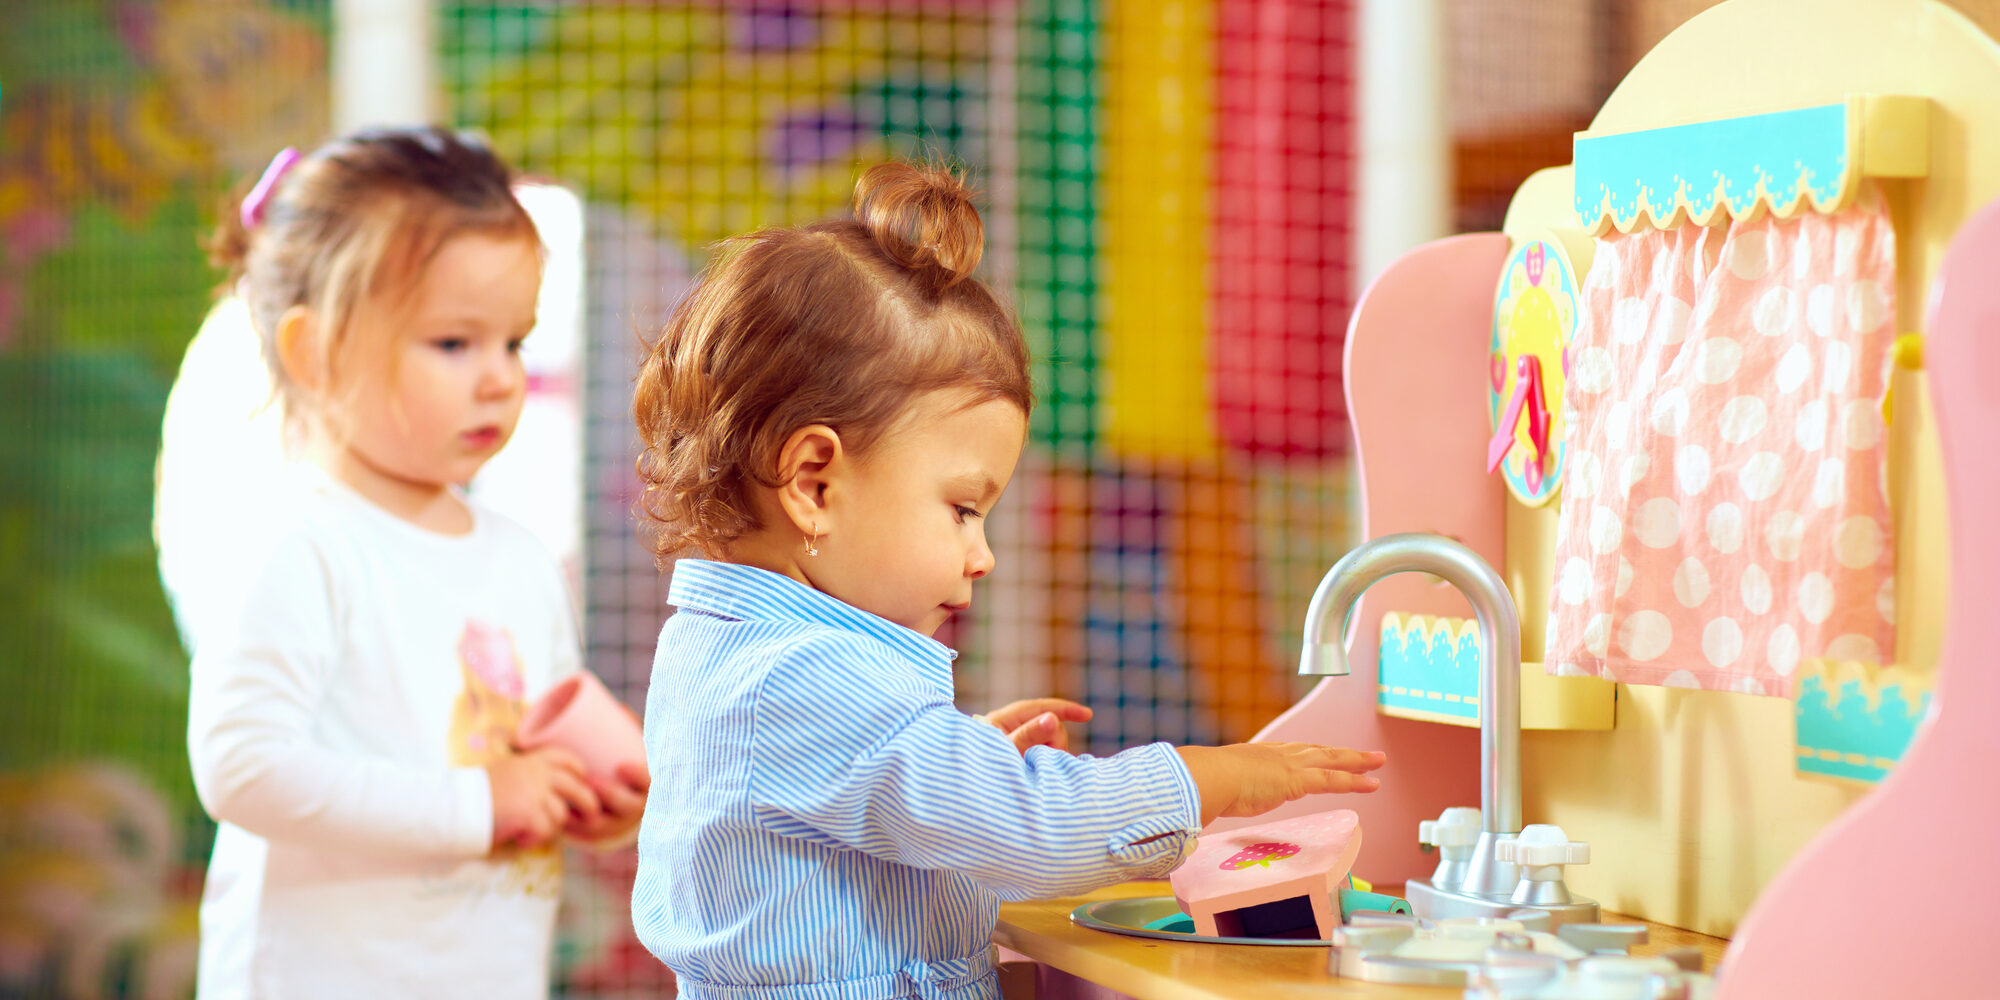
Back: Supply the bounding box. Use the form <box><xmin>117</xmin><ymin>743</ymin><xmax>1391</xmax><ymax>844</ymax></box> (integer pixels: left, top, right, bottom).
<box><xmin>1545</xmin><ymin>188</ymin><xmax>1898</xmax><ymax>695</ymax></box>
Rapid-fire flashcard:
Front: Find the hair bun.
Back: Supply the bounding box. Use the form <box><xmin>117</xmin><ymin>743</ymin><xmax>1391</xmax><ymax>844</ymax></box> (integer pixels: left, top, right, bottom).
<box><xmin>852</xmin><ymin>162</ymin><xmax>984</xmax><ymax>293</ymax></box>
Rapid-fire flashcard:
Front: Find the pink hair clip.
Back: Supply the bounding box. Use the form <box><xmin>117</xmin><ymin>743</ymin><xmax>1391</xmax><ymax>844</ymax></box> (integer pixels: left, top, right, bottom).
<box><xmin>240</xmin><ymin>147</ymin><xmax>301</xmax><ymax>230</ymax></box>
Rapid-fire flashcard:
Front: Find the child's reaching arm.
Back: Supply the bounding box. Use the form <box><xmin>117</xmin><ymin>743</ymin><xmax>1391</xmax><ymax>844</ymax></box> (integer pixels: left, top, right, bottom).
<box><xmin>743</xmin><ymin>636</ymin><xmax>1382</xmax><ymax>901</ymax></box>
<box><xmin>979</xmin><ymin>700</ymin><xmax>1385</xmax><ymax>821</ymax></box>
<box><xmin>1175</xmin><ymin>743</ymin><xmax>1384</xmax><ymax>826</ymax></box>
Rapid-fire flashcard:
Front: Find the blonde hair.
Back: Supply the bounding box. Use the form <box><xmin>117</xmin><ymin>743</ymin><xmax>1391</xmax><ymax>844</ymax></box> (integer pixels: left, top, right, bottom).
<box><xmin>633</xmin><ymin>162</ymin><xmax>1032</xmax><ymax>562</ymax></box>
<box><xmin>207</xmin><ymin>125</ymin><xmax>538</xmax><ymax>428</ymax></box>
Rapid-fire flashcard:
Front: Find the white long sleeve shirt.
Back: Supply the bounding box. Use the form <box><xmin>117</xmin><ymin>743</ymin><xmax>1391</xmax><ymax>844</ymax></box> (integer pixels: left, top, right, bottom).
<box><xmin>187</xmin><ymin>472</ymin><xmax>579</xmax><ymax>999</ymax></box>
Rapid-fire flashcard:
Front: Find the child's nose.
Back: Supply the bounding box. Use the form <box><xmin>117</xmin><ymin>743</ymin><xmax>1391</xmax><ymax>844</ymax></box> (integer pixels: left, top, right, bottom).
<box><xmin>477</xmin><ymin>350</ymin><xmax>523</xmax><ymax>398</ymax></box>
<box><xmin>967</xmin><ymin>535</ymin><xmax>995</xmax><ymax>579</ymax></box>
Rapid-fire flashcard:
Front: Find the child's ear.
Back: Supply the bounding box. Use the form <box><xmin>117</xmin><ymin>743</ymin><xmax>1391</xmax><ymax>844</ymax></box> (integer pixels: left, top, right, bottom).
<box><xmin>273</xmin><ymin>305</ymin><xmax>326</xmax><ymax>395</ymax></box>
<box><xmin>773</xmin><ymin>424</ymin><xmax>843</xmax><ymax>536</ymax></box>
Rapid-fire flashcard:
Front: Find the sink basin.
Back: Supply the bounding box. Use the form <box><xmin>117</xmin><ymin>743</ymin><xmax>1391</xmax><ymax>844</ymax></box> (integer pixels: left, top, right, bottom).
<box><xmin>1070</xmin><ymin>895</ymin><xmax>1331</xmax><ymax>947</ymax></box>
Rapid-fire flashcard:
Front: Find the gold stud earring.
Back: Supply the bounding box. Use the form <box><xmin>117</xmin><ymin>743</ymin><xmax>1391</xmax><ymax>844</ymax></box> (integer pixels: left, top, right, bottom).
<box><xmin>805</xmin><ymin>522</ymin><xmax>819</xmax><ymax>557</ymax></box>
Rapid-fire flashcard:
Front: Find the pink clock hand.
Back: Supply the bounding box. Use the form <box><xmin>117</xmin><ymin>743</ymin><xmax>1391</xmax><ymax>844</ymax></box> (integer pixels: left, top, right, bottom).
<box><xmin>1487</xmin><ymin>355</ymin><xmax>1544</xmax><ymax>473</ymax></box>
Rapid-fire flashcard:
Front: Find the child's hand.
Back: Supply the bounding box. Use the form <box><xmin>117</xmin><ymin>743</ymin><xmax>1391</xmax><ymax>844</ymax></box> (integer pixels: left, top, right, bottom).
<box><xmin>486</xmin><ymin>746</ymin><xmax>599</xmax><ymax>851</ymax></box>
<box><xmin>985</xmin><ymin>698</ymin><xmax>1093</xmax><ymax>754</ymax></box>
<box><xmin>1175</xmin><ymin>743</ymin><xmax>1386</xmax><ymax>826</ymax></box>
<box><xmin>564</xmin><ymin>761</ymin><xmax>651</xmax><ymax>845</ymax></box>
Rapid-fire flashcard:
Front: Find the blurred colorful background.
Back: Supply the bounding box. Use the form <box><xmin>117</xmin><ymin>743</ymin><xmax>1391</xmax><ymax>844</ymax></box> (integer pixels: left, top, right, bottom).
<box><xmin>0</xmin><ymin>0</ymin><xmax>1772</xmax><ymax>995</ymax></box>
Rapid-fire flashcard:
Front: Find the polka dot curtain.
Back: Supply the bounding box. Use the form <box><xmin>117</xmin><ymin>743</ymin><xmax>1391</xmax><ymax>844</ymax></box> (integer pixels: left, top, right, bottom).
<box><xmin>1545</xmin><ymin>186</ymin><xmax>1898</xmax><ymax>695</ymax></box>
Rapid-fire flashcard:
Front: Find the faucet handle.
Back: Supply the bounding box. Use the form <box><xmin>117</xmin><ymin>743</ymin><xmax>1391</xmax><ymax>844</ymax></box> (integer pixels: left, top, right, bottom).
<box><xmin>1501</xmin><ymin>824</ymin><xmax>1589</xmax><ymax>907</ymax></box>
<box><xmin>1495</xmin><ymin>824</ymin><xmax>1590</xmax><ymax>868</ymax></box>
<box><xmin>1418</xmin><ymin>807</ymin><xmax>1483</xmax><ymax>894</ymax></box>
<box><xmin>1419</xmin><ymin>807</ymin><xmax>1482</xmax><ymax>845</ymax></box>
<box><xmin>1418</xmin><ymin>807</ymin><xmax>1482</xmax><ymax>856</ymax></box>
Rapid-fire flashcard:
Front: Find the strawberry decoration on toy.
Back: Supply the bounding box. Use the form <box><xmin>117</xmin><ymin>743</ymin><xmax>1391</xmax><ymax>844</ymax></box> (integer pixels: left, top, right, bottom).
<box><xmin>1219</xmin><ymin>842</ymin><xmax>1301</xmax><ymax>870</ymax></box>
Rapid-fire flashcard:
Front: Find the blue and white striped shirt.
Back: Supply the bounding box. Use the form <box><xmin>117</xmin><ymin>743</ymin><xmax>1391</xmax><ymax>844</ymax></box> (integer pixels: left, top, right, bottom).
<box><xmin>631</xmin><ymin>560</ymin><xmax>1201</xmax><ymax>1000</ymax></box>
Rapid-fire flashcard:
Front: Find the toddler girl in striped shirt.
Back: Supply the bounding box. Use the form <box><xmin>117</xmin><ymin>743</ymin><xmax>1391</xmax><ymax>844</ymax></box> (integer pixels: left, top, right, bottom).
<box><xmin>628</xmin><ymin>162</ymin><xmax>1386</xmax><ymax>1000</ymax></box>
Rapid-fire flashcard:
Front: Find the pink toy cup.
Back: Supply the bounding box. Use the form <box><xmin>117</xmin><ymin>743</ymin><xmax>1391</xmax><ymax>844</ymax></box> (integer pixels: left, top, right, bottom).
<box><xmin>514</xmin><ymin>672</ymin><xmax>646</xmax><ymax>785</ymax></box>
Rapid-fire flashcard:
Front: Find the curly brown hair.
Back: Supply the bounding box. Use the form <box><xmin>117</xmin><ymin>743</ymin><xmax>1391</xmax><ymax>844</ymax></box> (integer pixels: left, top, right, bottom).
<box><xmin>633</xmin><ymin>162</ymin><xmax>1032</xmax><ymax>563</ymax></box>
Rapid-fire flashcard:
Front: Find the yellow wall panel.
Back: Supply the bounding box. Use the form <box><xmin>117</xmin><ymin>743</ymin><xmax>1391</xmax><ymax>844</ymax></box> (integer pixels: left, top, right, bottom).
<box><xmin>1100</xmin><ymin>0</ymin><xmax>1219</xmax><ymax>460</ymax></box>
<box><xmin>1498</xmin><ymin>0</ymin><xmax>2000</xmax><ymax>935</ymax></box>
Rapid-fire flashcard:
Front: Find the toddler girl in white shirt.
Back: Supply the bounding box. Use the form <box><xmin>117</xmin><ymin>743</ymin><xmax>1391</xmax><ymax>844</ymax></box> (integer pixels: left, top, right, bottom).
<box><xmin>184</xmin><ymin>125</ymin><xmax>647</xmax><ymax>1000</ymax></box>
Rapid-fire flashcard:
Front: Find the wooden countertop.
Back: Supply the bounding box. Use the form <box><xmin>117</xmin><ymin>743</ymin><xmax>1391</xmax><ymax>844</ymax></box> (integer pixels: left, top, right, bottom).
<box><xmin>993</xmin><ymin>881</ymin><xmax>1729</xmax><ymax>1000</ymax></box>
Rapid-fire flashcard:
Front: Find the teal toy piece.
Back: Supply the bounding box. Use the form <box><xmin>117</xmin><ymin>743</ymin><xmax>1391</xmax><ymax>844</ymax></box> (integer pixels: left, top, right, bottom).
<box><xmin>1338</xmin><ymin>886</ymin><xmax>1411</xmax><ymax>920</ymax></box>
<box><xmin>1794</xmin><ymin>670</ymin><xmax>1931</xmax><ymax>785</ymax></box>
<box><xmin>1142</xmin><ymin>911</ymin><xmax>1197</xmax><ymax>934</ymax></box>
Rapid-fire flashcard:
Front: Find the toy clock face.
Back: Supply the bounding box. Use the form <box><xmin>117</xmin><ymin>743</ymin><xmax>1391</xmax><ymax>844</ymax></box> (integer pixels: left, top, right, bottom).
<box><xmin>1488</xmin><ymin>236</ymin><xmax>1583</xmax><ymax>506</ymax></box>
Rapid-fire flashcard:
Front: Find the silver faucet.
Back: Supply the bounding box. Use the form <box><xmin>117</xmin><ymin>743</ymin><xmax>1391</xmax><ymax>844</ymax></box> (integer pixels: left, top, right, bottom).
<box><xmin>1300</xmin><ymin>533</ymin><xmax>1597</xmax><ymax>928</ymax></box>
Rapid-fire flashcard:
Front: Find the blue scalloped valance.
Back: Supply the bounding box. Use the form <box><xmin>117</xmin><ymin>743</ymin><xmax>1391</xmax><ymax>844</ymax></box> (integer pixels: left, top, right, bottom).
<box><xmin>1573</xmin><ymin>97</ymin><xmax>1928</xmax><ymax>235</ymax></box>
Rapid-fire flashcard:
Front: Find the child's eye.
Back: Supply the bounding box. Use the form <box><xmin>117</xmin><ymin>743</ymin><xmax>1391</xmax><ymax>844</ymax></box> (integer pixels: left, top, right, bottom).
<box><xmin>954</xmin><ymin>505</ymin><xmax>983</xmax><ymax>523</ymax></box>
<box><xmin>506</xmin><ymin>337</ymin><xmax>526</xmax><ymax>354</ymax></box>
<box><xmin>432</xmin><ymin>337</ymin><xmax>469</xmax><ymax>353</ymax></box>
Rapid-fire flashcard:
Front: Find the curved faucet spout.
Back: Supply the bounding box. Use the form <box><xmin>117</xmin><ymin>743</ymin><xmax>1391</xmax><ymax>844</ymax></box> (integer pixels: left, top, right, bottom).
<box><xmin>1298</xmin><ymin>532</ymin><xmax>1522</xmax><ymax>836</ymax></box>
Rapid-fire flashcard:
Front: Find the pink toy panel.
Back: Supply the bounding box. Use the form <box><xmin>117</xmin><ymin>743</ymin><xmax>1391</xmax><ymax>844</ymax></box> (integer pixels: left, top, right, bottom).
<box><xmin>1170</xmin><ymin>809</ymin><xmax>1360</xmax><ymax>940</ymax></box>
<box><xmin>1714</xmin><ymin>195</ymin><xmax>2000</xmax><ymax>998</ymax></box>
<box><xmin>1228</xmin><ymin>234</ymin><xmax>1505</xmax><ymax>885</ymax></box>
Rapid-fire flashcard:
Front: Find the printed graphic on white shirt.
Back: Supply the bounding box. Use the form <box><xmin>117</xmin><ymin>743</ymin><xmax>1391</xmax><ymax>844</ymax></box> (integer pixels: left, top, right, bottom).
<box><xmin>451</xmin><ymin>619</ymin><xmax>561</xmax><ymax>899</ymax></box>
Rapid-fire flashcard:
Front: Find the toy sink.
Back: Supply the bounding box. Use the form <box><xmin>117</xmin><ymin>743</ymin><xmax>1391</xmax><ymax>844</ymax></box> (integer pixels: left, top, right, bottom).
<box><xmin>1070</xmin><ymin>895</ymin><xmax>1333</xmax><ymax>947</ymax></box>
